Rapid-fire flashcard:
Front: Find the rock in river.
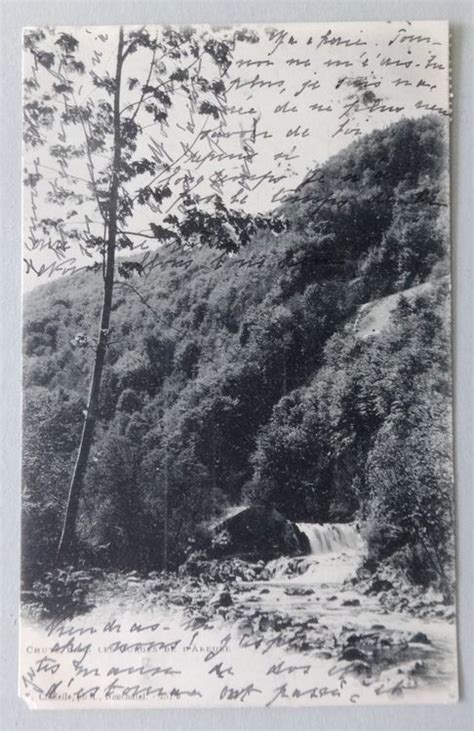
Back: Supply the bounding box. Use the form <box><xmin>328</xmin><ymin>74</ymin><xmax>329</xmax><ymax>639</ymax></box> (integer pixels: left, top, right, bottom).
<box><xmin>367</xmin><ymin>578</ymin><xmax>394</xmax><ymax>594</ymax></box>
<box><xmin>409</xmin><ymin>631</ymin><xmax>431</xmax><ymax>645</ymax></box>
<box><xmin>210</xmin><ymin>589</ymin><xmax>233</xmax><ymax>608</ymax></box>
<box><xmin>284</xmin><ymin>586</ymin><xmax>314</xmax><ymax>596</ymax></box>
<box><xmin>208</xmin><ymin>506</ymin><xmax>310</xmax><ymax>560</ymax></box>
<box><xmin>341</xmin><ymin>647</ymin><xmax>370</xmax><ymax>662</ymax></box>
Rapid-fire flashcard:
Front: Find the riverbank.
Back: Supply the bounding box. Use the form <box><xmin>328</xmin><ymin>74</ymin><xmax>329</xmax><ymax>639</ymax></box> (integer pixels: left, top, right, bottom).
<box><xmin>21</xmin><ymin>524</ymin><xmax>458</xmax><ymax>708</ymax></box>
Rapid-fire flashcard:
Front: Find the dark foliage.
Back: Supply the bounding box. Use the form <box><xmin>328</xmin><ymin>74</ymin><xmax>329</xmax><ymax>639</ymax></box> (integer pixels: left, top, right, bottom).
<box><xmin>22</xmin><ymin>116</ymin><xmax>453</xmax><ymax>592</ymax></box>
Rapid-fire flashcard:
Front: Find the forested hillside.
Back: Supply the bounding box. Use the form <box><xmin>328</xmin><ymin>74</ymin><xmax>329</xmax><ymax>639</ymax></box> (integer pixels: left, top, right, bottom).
<box><xmin>22</xmin><ymin>115</ymin><xmax>454</xmax><ymax>592</ymax></box>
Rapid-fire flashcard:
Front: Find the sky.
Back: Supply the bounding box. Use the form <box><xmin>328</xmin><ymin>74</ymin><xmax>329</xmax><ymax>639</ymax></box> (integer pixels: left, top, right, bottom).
<box><xmin>22</xmin><ymin>21</ymin><xmax>449</xmax><ymax>291</ymax></box>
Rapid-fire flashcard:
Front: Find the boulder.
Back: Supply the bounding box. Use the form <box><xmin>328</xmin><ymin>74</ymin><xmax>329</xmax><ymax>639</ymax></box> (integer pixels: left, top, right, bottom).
<box><xmin>208</xmin><ymin>506</ymin><xmax>310</xmax><ymax>559</ymax></box>
<box><xmin>342</xmin><ymin>598</ymin><xmax>361</xmax><ymax>607</ymax></box>
<box><xmin>367</xmin><ymin>578</ymin><xmax>394</xmax><ymax>594</ymax></box>
<box><xmin>341</xmin><ymin>647</ymin><xmax>369</xmax><ymax>662</ymax></box>
<box><xmin>210</xmin><ymin>589</ymin><xmax>233</xmax><ymax>608</ymax></box>
<box><xmin>284</xmin><ymin>586</ymin><xmax>314</xmax><ymax>596</ymax></box>
<box><xmin>409</xmin><ymin>632</ymin><xmax>431</xmax><ymax>645</ymax></box>
<box><xmin>349</xmin><ymin>660</ymin><xmax>372</xmax><ymax>676</ymax></box>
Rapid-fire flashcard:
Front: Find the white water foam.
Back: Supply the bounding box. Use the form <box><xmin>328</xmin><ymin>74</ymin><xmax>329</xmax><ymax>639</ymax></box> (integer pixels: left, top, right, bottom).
<box><xmin>266</xmin><ymin>523</ymin><xmax>364</xmax><ymax>583</ymax></box>
<box><xmin>298</xmin><ymin>522</ymin><xmax>363</xmax><ymax>555</ymax></box>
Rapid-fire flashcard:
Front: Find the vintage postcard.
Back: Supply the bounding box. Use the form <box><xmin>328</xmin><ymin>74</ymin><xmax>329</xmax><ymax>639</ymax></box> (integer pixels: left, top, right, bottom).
<box><xmin>21</xmin><ymin>21</ymin><xmax>457</xmax><ymax>708</ymax></box>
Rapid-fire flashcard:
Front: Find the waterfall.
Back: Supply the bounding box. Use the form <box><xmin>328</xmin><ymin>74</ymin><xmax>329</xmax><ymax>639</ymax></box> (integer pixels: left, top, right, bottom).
<box><xmin>266</xmin><ymin>523</ymin><xmax>363</xmax><ymax>581</ymax></box>
<box><xmin>297</xmin><ymin>523</ymin><xmax>362</xmax><ymax>555</ymax></box>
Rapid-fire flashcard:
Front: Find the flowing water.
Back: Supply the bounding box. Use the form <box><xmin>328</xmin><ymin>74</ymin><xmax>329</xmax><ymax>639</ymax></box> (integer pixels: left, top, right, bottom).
<box><xmin>247</xmin><ymin>522</ymin><xmax>449</xmax><ymax>630</ymax></box>
<box><xmin>20</xmin><ymin>521</ymin><xmax>458</xmax><ymax>708</ymax></box>
<box><xmin>235</xmin><ymin>522</ymin><xmax>457</xmax><ymax>694</ymax></box>
<box><xmin>299</xmin><ymin>522</ymin><xmax>363</xmax><ymax>553</ymax></box>
<box><xmin>267</xmin><ymin>522</ymin><xmax>363</xmax><ymax>585</ymax></box>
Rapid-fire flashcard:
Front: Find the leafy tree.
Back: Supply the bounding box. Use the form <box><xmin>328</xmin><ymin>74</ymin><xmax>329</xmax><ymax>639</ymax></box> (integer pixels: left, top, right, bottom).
<box><xmin>23</xmin><ymin>25</ymin><xmax>281</xmax><ymax>561</ymax></box>
<box><xmin>22</xmin><ymin>387</ymin><xmax>85</xmax><ymax>580</ymax></box>
<box><xmin>22</xmin><ymin>113</ymin><xmax>453</xmax><ymax>586</ymax></box>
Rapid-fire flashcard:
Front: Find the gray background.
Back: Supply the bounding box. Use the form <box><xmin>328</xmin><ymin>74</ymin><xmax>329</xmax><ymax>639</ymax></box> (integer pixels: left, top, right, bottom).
<box><xmin>1</xmin><ymin>1</ymin><xmax>472</xmax><ymax>729</ymax></box>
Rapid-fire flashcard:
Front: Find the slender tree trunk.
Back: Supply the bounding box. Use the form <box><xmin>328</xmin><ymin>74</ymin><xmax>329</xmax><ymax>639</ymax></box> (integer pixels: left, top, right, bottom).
<box><xmin>57</xmin><ymin>27</ymin><xmax>125</xmax><ymax>563</ymax></box>
<box><xmin>163</xmin><ymin>449</ymin><xmax>169</xmax><ymax>570</ymax></box>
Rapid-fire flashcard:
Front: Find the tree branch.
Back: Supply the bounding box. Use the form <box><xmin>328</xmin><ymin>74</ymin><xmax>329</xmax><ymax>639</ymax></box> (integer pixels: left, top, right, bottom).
<box><xmin>36</xmin><ymin>162</ymin><xmax>91</xmax><ymax>186</ymax></box>
<box><xmin>129</xmin><ymin>35</ymin><xmax>158</xmax><ymax>126</ymax></box>
<box><xmin>71</xmin><ymin>90</ymin><xmax>108</xmax><ymax>224</ymax></box>
<box><xmin>131</xmin><ymin>116</ymin><xmax>209</xmax><ymax>204</ymax></box>
<box><xmin>119</xmin><ymin>51</ymin><xmax>203</xmax><ymax>117</ymax></box>
<box><xmin>36</xmin><ymin>51</ymin><xmax>109</xmax><ymax>224</ymax></box>
<box><xmin>118</xmin><ymin>229</ymin><xmax>178</xmax><ymax>240</ymax></box>
<box><xmin>113</xmin><ymin>279</ymin><xmax>183</xmax><ymax>336</ymax></box>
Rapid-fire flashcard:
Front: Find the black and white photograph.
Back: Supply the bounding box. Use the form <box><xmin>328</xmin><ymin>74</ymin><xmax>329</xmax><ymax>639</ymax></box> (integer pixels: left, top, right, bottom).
<box><xmin>20</xmin><ymin>20</ymin><xmax>458</xmax><ymax>708</ymax></box>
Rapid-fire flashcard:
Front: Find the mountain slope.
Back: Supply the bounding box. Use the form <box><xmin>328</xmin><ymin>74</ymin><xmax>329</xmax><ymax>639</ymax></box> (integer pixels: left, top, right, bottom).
<box><xmin>23</xmin><ymin>114</ymin><xmax>453</xmax><ymax>589</ymax></box>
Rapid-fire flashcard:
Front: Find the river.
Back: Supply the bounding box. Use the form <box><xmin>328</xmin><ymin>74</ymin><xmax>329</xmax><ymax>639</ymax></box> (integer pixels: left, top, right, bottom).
<box><xmin>20</xmin><ymin>522</ymin><xmax>458</xmax><ymax>708</ymax></box>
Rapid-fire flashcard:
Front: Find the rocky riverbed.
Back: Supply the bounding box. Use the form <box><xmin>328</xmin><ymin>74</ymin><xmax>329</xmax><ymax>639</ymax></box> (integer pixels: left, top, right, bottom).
<box><xmin>21</xmin><ymin>523</ymin><xmax>458</xmax><ymax>708</ymax></box>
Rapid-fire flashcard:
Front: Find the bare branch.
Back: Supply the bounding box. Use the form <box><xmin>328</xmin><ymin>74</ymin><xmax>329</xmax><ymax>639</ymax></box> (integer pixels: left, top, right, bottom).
<box><xmin>129</xmin><ymin>34</ymin><xmax>158</xmax><ymax>126</ymax></box>
<box><xmin>32</xmin><ymin>49</ymin><xmax>110</xmax><ymax>225</ymax></box>
<box><xmin>35</xmin><ymin>162</ymin><xmax>91</xmax><ymax>186</ymax></box>
<box><xmin>71</xmin><ymin>90</ymin><xmax>108</xmax><ymax>223</ymax></box>
<box><xmin>117</xmin><ymin>229</ymin><xmax>176</xmax><ymax>240</ymax></box>
<box><xmin>131</xmin><ymin>116</ymin><xmax>209</xmax><ymax>204</ymax></box>
<box><xmin>113</xmin><ymin>279</ymin><xmax>183</xmax><ymax>336</ymax></box>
